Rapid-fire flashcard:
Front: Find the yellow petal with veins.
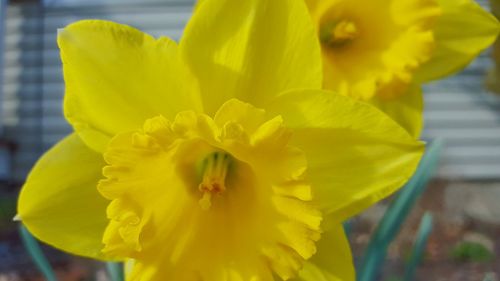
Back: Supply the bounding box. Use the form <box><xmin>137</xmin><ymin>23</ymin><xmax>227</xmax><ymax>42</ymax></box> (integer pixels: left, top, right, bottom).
<box><xmin>265</xmin><ymin>90</ymin><xmax>424</xmax><ymax>222</ymax></box>
<box><xmin>59</xmin><ymin>20</ymin><xmax>201</xmax><ymax>152</ymax></box>
<box><xmin>180</xmin><ymin>0</ymin><xmax>322</xmax><ymax>115</ymax></box>
<box><xmin>370</xmin><ymin>85</ymin><xmax>424</xmax><ymax>138</ymax></box>
<box><xmin>17</xmin><ymin>134</ymin><xmax>109</xmax><ymax>260</ymax></box>
<box><xmin>415</xmin><ymin>0</ymin><xmax>500</xmax><ymax>82</ymax></box>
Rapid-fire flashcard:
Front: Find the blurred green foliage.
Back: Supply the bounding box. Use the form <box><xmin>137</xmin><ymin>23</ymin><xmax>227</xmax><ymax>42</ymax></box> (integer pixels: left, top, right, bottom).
<box><xmin>107</xmin><ymin>262</ymin><xmax>125</xmax><ymax>281</ymax></box>
<box><xmin>451</xmin><ymin>241</ymin><xmax>495</xmax><ymax>262</ymax></box>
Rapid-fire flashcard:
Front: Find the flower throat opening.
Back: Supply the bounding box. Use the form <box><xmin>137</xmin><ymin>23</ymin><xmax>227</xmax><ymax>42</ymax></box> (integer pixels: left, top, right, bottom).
<box><xmin>320</xmin><ymin>19</ymin><xmax>359</xmax><ymax>48</ymax></box>
<box><xmin>198</xmin><ymin>151</ymin><xmax>232</xmax><ymax>210</ymax></box>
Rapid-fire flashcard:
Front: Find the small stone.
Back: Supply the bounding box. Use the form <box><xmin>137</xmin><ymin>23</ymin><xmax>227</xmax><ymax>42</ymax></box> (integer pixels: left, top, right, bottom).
<box><xmin>358</xmin><ymin>203</ymin><xmax>388</xmax><ymax>225</ymax></box>
<box><xmin>463</xmin><ymin>232</ymin><xmax>495</xmax><ymax>252</ymax></box>
<box><xmin>445</xmin><ymin>182</ymin><xmax>500</xmax><ymax>226</ymax></box>
<box><xmin>484</xmin><ymin>272</ymin><xmax>498</xmax><ymax>281</ymax></box>
<box><xmin>464</xmin><ymin>186</ymin><xmax>500</xmax><ymax>226</ymax></box>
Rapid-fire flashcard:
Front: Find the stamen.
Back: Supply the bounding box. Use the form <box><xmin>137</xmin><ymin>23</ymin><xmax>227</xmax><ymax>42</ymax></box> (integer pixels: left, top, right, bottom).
<box><xmin>198</xmin><ymin>152</ymin><xmax>232</xmax><ymax>210</ymax></box>
<box><xmin>320</xmin><ymin>19</ymin><xmax>359</xmax><ymax>48</ymax></box>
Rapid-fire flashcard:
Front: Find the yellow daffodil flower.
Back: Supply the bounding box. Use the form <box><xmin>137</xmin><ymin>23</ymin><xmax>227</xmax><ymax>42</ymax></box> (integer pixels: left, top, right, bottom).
<box><xmin>17</xmin><ymin>0</ymin><xmax>424</xmax><ymax>280</ymax></box>
<box><xmin>305</xmin><ymin>0</ymin><xmax>500</xmax><ymax>137</ymax></box>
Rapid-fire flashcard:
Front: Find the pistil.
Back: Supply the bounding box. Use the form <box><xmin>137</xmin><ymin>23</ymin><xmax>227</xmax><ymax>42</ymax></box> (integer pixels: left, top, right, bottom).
<box><xmin>198</xmin><ymin>152</ymin><xmax>231</xmax><ymax>210</ymax></box>
<box><xmin>320</xmin><ymin>19</ymin><xmax>359</xmax><ymax>48</ymax></box>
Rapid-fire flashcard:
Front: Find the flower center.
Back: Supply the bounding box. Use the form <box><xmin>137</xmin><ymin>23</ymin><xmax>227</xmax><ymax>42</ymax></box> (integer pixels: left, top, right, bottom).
<box><xmin>198</xmin><ymin>152</ymin><xmax>232</xmax><ymax>210</ymax></box>
<box><xmin>312</xmin><ymin>0</ymin><xmax>441</xmax><ymax>99</ymax></box>
<box><xmin>320</xmin><ymin>20</ymin><xmax>359</xmax><ymax>48</ymax></box>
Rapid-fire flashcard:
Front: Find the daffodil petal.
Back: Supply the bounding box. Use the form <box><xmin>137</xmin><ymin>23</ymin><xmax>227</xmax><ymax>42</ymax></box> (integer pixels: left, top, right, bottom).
<box><xmin>303</xmin><ymin>0</ymin><xmax>321</xmax><ymax>14</ymax></box>
<box><xmin>295</xmin><ymin>224</ymin><xmax>355</xmax><ymax>281</ymax></box>
<box><xmin>180</xmin><ymin>0</ymin><xmax>322</xmax><ymax>115</ymax></box>
<box><xmin>17</xmin><ymin>133</ymin><xmax>109</xmax><ymax>260</ymax></box>
<box><xmin>415</xmin><ymin>0</ymin><xmax>500</xmax><ymax>82</ymax></box>
<box><xmin>59</xmin><ymin>20</ymin><xmax>201</xmax><ymax>152</ymax></box>
<box><xmin>370</xmin><ymin>85</ymin><xmax>423</xmax><ymax>139</ymax></box>
<box><xmin>266</xmin><ymin>90</ymin><xmax>425</xmax><ymax>222</ymax></box>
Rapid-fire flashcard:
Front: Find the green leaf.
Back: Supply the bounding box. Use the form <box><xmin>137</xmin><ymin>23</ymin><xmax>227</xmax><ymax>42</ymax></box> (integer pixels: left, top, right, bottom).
<box><xmin>107</xmin><ymin>262</ymin><xmax>125</xmax><ymax>281</ymax></box>
<box><xmin>357</xmin><ymin>138</ymin><xmax>443</xmax><ymax>281</ymax></box>
<box><xmin>19</xmin><ymin>224</ymin><xmax>58</xmax><ymax>281</ymax></box>
<box><xmin>451</xmin><ymin>241</ymin><xmax>495</xmax><ymax>262</ymax></box>
<box><xmin>403</xmin><ymin>212</ymin><xmax>433</xmax><ymax>281</ymax></box>
<box><xmin>343</xmin><ymin>219</ymin><xmax>353</xmax><ymax>238</ymax></box>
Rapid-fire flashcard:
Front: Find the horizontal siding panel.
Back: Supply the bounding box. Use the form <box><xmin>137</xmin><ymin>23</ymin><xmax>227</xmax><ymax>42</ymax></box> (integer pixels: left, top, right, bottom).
<box><xmin>443</xmin><ymin>154</ymin><xmax>500</xmax><ymax>165</ymax></box>
<box><xmin>439</xmin><ymin>165</ymin><xmax>500</xmax><ymax>180</ymax></box>
<box><xmin>424</xmin><ymin>92</ymin><xmax>500</xmax><ymax>104</ymax></box>
<box><xmin>424</xmin><ymin>121</ymin><xmax>500</xmax><ymax>130</ymax></box>
<box><xmin>425</xmin><ymin>99</ymin><xmax>500</xmax><ymax>110</ymax></box>
<box><xmin>43</xmin><ymin>133</ymin><xmax>72</xmax><ymax>147</ymax></box>
<box><xmin>3</xmin><ymin>100</ymin><xmax>41</xmax><ymax>116</ymax></box>
<box><xmin>2</xmin><ymin>104</ymin><xmax>62</xmax><ymax>121</ymax></box>
<box><xmin>3</xmin><ymin>83</ymin><xmax>59</xmax><ymax>100</ymax></box>
<box><xmin>3</xmin><ymin>82</ymin><xmax>42</xmax><ymax>93</ymax></box>
<box><xmin>425</xmin><ymin>110</ymin><xmax>500</xmax><ymax>121</ymax></box>
<box><xmin>444</xmin><ymin>150</ymin><xmax>500</xmax><ymax>164</ymax></box>
<box><xmin>4</xmin><ymin>33</ymin><xmax>42</xmax><ymax>51</ymax></box>
<box><xmin>5</xmin><ymin>120</ymin><xmax>42</xmax><ymax>132</ymax></box>
<box><xmin>424</xmin><ymin>128</ymin><xmax>500</xmax><ymax>141</ymax></box>
<box><xmin>6</xmin><ymin>6</ymin><xmax>40</xmax><ymax>18</ymax></box>
<box><xmin>425</xmin><ymin>103</ymin><xmax>500</xmax><ymax>112</ymax></box>
<box><xmin>4</xmin><ymin>65</ymin><xmax>43</xmax><ymax>82</ymax></box>
<box><xmin>423</xmin><ymin>109</ymin><xmax>500</xmax><ymax>129</ymax></box>
<box><xmin>42</xmin><ymin>67</ymin><xmax>63</xmax><ymax>83</ymax></box>
<box><xmin>4</xmin><ymin>50</ymin><xmax>42</xmax><ymax>67</ymax></box>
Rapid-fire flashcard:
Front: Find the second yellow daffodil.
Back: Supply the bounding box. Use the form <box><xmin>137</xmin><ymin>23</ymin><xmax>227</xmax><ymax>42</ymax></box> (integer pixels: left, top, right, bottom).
<box><xmin>306</xmin><ymin>0</ymin><xmax>500</xmax><ymax>137</ymax></box>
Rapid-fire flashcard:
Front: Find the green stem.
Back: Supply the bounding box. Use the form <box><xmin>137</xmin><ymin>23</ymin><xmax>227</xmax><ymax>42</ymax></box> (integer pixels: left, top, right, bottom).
<box><xmin>19</xmin><ymin>224</ymin><xmax>57</xmax><ymax>281</ymax></box>
<box><xmin>403</xmin><ymin>212</ymin><xmax>433</xmax><ymax>281</ymax></box>
<box><xmin>107</xmin><ymin>262</ymin><xmax>125</xmax><ymax>281</ymax></box>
